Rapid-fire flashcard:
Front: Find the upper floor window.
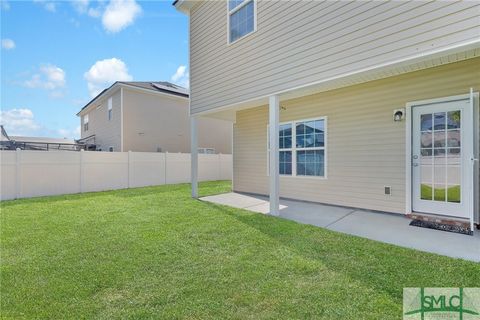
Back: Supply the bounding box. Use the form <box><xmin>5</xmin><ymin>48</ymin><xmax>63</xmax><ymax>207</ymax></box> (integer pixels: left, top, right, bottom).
<box><xmin>228</xmin><ymin>0</ymin><xmax>255</xmax><ymax>44</ymax></box>
<box><xmin>108</xmin><ymin>97</ymin><xmax>112</xmax><ymax>121</ymax></box>
<box><xmin>83</xmin><ymin>114</ymin><xmax>89</xmax><ymax>132</ymax></box>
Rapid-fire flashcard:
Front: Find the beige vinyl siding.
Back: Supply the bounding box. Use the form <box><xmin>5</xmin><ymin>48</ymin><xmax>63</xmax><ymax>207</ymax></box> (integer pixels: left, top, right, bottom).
<box><xmin>233</xmin><ymin>58</ymin><xmax>480</xmax><ymax>214</ymax></box>
<box><xmin>190</xmin><ymin>0</ymin><xmax>480</xmax><ymax>114</ymax></box>
<box><xmin>81</xmin><ymin>89</ymin><xmax>122</xmax><ymax>151</ymax></box>
<box><xmin>122</xmin><ymin>88</ymin><xmax>232</xmax><ymax>153</ymax></box>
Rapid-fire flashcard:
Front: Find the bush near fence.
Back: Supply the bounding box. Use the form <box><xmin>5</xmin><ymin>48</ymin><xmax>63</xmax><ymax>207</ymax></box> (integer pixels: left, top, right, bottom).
<box><xmin>0</xmin><ymin>150</ymin><xmax>232</xmax><ymax>200</ymax></box>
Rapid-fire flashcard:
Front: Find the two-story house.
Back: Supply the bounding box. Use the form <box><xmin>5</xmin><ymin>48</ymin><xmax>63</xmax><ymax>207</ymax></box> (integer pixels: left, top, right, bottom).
<box><xmin>175</xmin><ymin>0</ymin><xmax>480</xmax><ymax>231</ymax></box>
<box><xmin>77</xmin><ymin>81</ymin><xmax>232</xmax><ymax>154</ymax></box>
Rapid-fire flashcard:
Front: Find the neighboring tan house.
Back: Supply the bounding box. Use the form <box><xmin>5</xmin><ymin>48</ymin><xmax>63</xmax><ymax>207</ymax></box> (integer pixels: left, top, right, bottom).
<box><xmin>77</xmin><ymin>81</ymin><xmax>232</xmax><ymax>153</ymax></box>
<box><xmin>175</xmin><ymin>1</ymin><xmax>480</xmax><ymax>231</ymax></box>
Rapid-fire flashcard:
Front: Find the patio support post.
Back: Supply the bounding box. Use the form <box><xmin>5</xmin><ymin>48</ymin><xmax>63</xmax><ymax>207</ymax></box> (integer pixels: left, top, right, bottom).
<box><xmin>191</xmin><ymin>116</ymin><xmax>198</xmax><ymax>198</ymax></box>
<box><xmin>269</xmin><ymin>95</ymin><xmax>280</xmax><ymax>216</ymax></box>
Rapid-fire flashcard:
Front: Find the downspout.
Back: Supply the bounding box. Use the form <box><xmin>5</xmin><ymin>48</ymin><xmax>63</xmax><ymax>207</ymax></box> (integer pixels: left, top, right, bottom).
<box><xmin>120</xmin><ymin>87</ymin><xmax>124</xmax><ymax>152</ymax></box>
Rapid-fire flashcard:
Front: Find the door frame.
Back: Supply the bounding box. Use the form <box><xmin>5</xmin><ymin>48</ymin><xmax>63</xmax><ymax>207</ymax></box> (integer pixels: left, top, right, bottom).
<box><xmin>405</xmin><ymin>92</ymin><xmax>479</xmax><ymax>228</ymax></box>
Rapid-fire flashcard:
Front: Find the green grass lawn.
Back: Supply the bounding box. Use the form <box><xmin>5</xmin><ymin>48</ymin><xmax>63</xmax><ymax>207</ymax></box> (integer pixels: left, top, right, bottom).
<box><xmin>1</xmin><ymin>181</ymin><xmax>479</xmax><ymax>319</ymax></box>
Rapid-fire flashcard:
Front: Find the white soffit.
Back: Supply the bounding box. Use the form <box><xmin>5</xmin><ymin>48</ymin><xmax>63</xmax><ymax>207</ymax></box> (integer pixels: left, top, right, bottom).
<box><xmin>280</xmin><ymin>46</ymin><xmax>480</xmax><ymax>103</ymax></box>
<box><xmin>201</xmin><ymin>44</ymin><xmax>480</xmax><ymax>121</ymax></box>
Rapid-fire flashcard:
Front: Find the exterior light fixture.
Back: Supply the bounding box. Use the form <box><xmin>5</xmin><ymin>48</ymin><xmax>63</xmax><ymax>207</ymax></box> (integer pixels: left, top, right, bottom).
<box><xmin>393</xmin><ymin>108</ymin><xmax>405</xmax><ymax>122</ymax></box>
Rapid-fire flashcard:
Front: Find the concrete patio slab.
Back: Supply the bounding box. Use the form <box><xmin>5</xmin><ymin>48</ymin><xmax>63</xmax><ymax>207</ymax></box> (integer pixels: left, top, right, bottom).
<box><xmin>201</xmin><ymin>193</ymin><xmax>267</xmax><ymax>210</ymax></box>
<box><xmin>200</xmin><ymin>192</ymin><xmax>480</xmax><ymax>262</ymax></box>
<box><xmin>329</xmin><ymin>210</ymin><xmax>480</xmax><ymax>262</ymax></box>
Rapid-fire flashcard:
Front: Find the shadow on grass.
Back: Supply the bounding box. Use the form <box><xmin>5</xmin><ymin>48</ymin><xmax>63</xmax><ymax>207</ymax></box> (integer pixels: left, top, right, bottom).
<box><xmin>200</xmin><ymin>201</ymin><xmax>480</xmax><ymax>303</ymax></box>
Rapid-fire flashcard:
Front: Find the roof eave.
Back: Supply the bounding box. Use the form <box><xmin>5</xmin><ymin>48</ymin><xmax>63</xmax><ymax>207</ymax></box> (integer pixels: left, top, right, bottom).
<box><xmin>173</xmin><ymin>0</ymin><xmax>195</xmax><ymax>15</ymax></box>
<box><xmin>76</xmin><ymin>82</ymin><xmax>120</xmax><ymax>116</ymax></box>
<box><xmin>76</xmin><ymin>82</ymin><xmax>190</xmax><ymax>117</ymax></box>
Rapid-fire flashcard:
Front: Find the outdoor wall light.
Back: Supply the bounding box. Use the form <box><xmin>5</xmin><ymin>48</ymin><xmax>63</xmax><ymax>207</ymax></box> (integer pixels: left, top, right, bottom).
<box><xmin>393</xmin><ymin>108</ymin><xmax>405</xmax><ymax>122</ymax></box>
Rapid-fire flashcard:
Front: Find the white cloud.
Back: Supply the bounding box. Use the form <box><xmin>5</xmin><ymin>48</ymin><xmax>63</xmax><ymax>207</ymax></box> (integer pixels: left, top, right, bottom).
<box><xmin>0</xmin><ymin>109</ymin><xmax>41</xmax><ymax>136</ymax></box>
<box><xmin>44</xmin><ymin>2</ymin><xmax>55</xmax><ymax>12</ymax></box>
<box><xmin>57</xmin><ymin>126</ymin><xmax>80</xmax><ymax>139</ymax></box>
<box><xmin>24</xmin><ymin>64</ymin><xmax>66</xmax><ymax>94</ymax></box>
<box><xmin>1</xmin><ymin>1</ymin><xmax>10</xmax><ymax>11</ymax></box>
<box><xmin>71</xmin><ymin>0</ymin><xmax>101</xmax><ymax>19</ymax></box>
<box><xmin>171</xmin><ymin>65</ymin><xmax>189</xmax><ymax>89</ymax></box>
<box><xmin>0</xmin><ymin>109</ymin><xmax>80</xmax><ymax>138</ymax></box>
<box><xmin>71</xmin><ymin>0</ymin><xmax>89</xmax><ymax>14</ymax></box>
<box><xmin>1</xmin><ymin>38</ymin><xmax>15</xmax><ymax>50</ymax></box>
<box><xmin>88</xmin><ymin>7</ymin><xmax>102</xmax><ymax>18</ymax></box>
<box><xmin>33</xmin><ymin>0</ymin><xmax>57</xmax><ymax>12</ymax></box>
<box><xmin>84</xmin><ymin>58</ymin><xmax>132</xmax><ymax>97</ymax></box>
<box><xmin>102</xmin><ymin>0</ymin><xmax>142</xmax><ymax>33</ymax></box>
<box><xmin>70</xmin><ymin>18</ymin><xmax>80</xmax><ymax>28</ymax></box>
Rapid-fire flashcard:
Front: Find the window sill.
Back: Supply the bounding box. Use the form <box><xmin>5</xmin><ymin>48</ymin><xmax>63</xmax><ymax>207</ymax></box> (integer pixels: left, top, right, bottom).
<box><xmin>228</xmin><ymin>29</ymin><xmax>257</xmax><ymax>46</ymax></box>
<box><xmin>266</xmin><ymin>174</ymin><xmax>328</xmax><ymax>180</ymax></box>
<box><xmin>281</xmin><ymin>175</ymin><xmax>327</xmax><ymax>180</ymax></box>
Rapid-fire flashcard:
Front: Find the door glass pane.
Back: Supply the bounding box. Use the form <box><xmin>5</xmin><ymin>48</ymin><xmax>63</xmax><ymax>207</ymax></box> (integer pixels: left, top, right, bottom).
<box><xmin>434</xmin><ymin>148</ymin><xmax>446</xmax><ymax>157</ymax></box>
<box><xmin>447</xmin><ymin>161</ymin><xmax>462</xmax><ymax>203</ymax></box>
<box><xmin>421</xmin><ymin>148</ymin><xmax>432</xmax><ymax>157</ymax></box>
<box><xmin>420</xmin><ymin>164</ymin><xmax>433</xmax><ymax>200</ymax></box>
<box><xmin>447</xmin><ymin>185</ymin><xmax>461</xmax><ymax>203</ymax></box>
<box><xmin>433</xmin><ymin>131</ymin><xmax>446</xmax><ymax>147</ymax></box>
<box><xmin>433</xmin><ymin>112</ymin><xmax>446</xmax><ymax>130</ymax></box>
<box><xmin>447</xmin><ymin>111</ymin><xmax>461</xmax><ymax>129</ymax></box>
<box><xmin>446</xmin><ymin>130</ymin><xmax>460</xmax><ymax>147</ymax></box>
<box><xmin>446</xmin><ymin>165</ymin><xmax>461</xmax><ymax>186</ymax></box>
<box><xmin>421</xmin><ymin>132</ymin><xmax>432</xmax><ymax>148</ymax></box>
<box><xmin>447</xmin><ymin>148</ymin><xmax>461</xmax><ymax>157</ymax></box>
<box><xmin>433</xmin><ymin>185</ymin><xmax>446</xmax><ymax>201</ymax></box>
<box><xmin>421</xmin><ymin>114</ymin><xmax>433</xmax><ymax>131</ymax></box>
<box><xmin>433</xmin><ymin>165</ymin><xmax>446</xmax><ymax>201</ymax></box>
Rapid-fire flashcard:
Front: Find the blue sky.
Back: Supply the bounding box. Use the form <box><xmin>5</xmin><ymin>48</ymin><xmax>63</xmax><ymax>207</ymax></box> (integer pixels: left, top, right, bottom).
<box><xmin>0</xmin><ymin>0</ymin><xmax>188</xmax><ymax>139</ymax></box>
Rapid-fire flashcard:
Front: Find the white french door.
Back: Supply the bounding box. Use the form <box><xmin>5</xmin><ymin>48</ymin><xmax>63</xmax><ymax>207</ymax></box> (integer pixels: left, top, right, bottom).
<box><xmin>411</xmin><ymin>98</ymin><xmax>474</xmax><ymax>219</ymax></box>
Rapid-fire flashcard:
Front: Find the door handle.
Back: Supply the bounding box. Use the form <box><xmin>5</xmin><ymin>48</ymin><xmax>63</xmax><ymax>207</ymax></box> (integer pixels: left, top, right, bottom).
<box><xmin>412</xmin><ymin>163</ymin><xmax>419</xmax><ymax>167</ymax></box>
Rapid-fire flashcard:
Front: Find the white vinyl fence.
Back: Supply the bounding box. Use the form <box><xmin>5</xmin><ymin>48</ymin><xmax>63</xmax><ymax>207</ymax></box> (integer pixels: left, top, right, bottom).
<box><xmin>0</xmin><ymin>150</ymin><xmax>232</xmax><ymax>200</ymax></box>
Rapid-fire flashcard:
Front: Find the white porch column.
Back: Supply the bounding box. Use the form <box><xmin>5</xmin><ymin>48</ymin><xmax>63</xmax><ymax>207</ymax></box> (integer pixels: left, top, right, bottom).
<box><xmin>269</xmin><ymin>95</ymin><xmax>280</xmax><ymax>215</ymax></box>
<box><xmin>191</xmin><ymin>116</ymin><xmax>198</xmax><ymax>198</ymax></box>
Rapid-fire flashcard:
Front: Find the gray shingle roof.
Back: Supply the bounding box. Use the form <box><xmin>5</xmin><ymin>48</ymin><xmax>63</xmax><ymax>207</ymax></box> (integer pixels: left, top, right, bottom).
<box><xmin>78</xmin><ymin>81</ymin><xmax>189</xmax><ymax>115</ymax></box>
<box><xmin>119</xmin><ymin>81</ymin><xmax>189</xmax><ymax>97</ymax></box>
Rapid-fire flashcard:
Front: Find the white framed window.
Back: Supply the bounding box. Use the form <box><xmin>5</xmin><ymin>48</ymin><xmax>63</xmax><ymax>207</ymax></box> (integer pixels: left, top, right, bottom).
<box><xmin>228</xmin><ymin>0</ymin><xmax>256</xmax><ymax>44</ymax></box>
<box><xmin>108</xmin><ymin>97</ymin><xmax>112</xmax><ymax>121</ymax></box>
<box><xmin>83</xmin><ymin>114</ymin><xmax>89</xmax><ymax>132</ymax></box>
<box><xmin>267</xmin><ymin>117</ymin><xmax>327</xmax><ymax>178</ymax></box>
